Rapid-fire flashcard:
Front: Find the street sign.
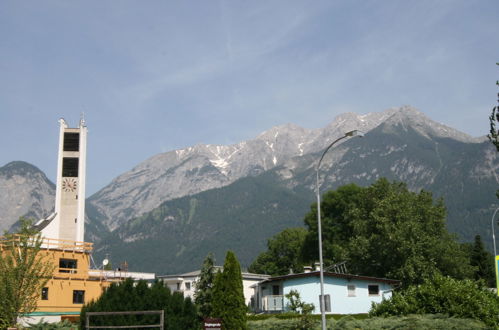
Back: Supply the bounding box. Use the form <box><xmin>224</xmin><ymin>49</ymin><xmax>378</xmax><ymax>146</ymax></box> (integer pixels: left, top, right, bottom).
<box><xmin>203</xmin><ymin>318</ymin><xmax>223</xmax><ymax>330</ymax></box>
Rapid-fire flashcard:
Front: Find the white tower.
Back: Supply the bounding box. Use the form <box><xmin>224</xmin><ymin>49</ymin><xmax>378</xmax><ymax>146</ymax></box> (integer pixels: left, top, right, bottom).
<box><xmin>41</xmin><ymin>118</ymin><xmax>87</xmax><ymax>242</ymax></box>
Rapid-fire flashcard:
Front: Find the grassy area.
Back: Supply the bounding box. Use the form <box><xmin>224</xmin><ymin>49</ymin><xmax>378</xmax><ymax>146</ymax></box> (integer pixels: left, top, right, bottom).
<box><xmin>16</xmin><ymin>313</ymin><xmax>490</xmax><ymax>329</ymax></box>
<box><xmin>247</xmin><ymin>314</ymin><xmax>489</xmax><ymax>330</ymax></box>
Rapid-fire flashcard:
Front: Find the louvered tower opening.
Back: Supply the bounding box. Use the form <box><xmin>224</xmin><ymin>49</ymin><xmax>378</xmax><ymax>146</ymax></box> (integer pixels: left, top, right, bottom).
<box><xmin>63</xmin><ymin>132</ymin><xmax>80</xmax><ymax>151</ymax></box>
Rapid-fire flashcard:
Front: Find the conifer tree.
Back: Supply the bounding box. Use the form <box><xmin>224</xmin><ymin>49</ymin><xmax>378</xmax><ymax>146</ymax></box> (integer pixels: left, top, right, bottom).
<box><xmin>211</xmin><ymin>251</ymin><xmax>247</xmax><ymax>330</ymax></box>
<box><xmin>488</xmin><ymin>63</ymin><xmax>499</xmax><ymax>198</ymax></box>
<box><xmin>470</xmin><ymin>235</ymin><xmax>496</xmax><ymax>287</ymax></box>
<box><xmin>194</xmin><ymin>253</ymin><xmax>215</xmax><ymax>319</ymax></box>
<box><xmin>487</xmin><ymin>63</ymin><xmax>499</xmax><ymax>152</ymax></box>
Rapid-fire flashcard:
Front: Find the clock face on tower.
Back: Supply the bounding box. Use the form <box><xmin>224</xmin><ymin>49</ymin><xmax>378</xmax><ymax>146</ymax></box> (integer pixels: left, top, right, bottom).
<box><xmin>62</xmin><ymin>178</ymin><xmax>78</xmax><ymax>192</ymax></box>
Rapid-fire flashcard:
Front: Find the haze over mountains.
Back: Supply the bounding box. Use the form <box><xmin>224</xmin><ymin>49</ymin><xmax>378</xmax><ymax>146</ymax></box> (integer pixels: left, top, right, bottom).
<box><xmin>1</xmin><ymin>106</ymin><xmax>497</xmax><ymax>274</ymax></box>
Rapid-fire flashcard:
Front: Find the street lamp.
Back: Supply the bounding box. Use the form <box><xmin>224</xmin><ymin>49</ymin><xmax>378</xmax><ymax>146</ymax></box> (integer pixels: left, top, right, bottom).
<box><xmin>316</xmin><ymin>130</ymin><xmax>363</xmax><ymax>330</ymax></box>
<box><xmin>492</xmin><ymin>207</ymin><xmax>499</xmax><ymax>257</ymax></box>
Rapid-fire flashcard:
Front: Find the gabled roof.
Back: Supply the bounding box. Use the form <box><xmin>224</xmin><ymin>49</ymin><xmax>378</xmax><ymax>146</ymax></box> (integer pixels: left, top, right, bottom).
<box><xmin>260</xmin><ymin>271</ymin><xmax>400</xmax><ymax>285</ymax></box>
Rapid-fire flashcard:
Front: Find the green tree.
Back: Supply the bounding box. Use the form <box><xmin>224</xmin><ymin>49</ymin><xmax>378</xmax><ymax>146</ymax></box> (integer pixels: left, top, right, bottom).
<box><xmin>302</xmin><ymin>179</ymin><xmax>473</xmax><ymax>287</ymax></box>
<box><xmin>487</xmin><ymin>62</ymin><xmax>499</xmax><ymax>152</ymax></box>
<box><xmin>0</xmin><ymin>218</ymin><xmax>55</xmax><ymax>327</ymax></box>
<box><xmin>211</xmin><ymin>251</ymin><xmax>247</xmax><ymax>330</ymax></box>
<box><xmin>285</xmin><ymin>290</ymin><xmax>314</xmax><ymax>314</ymax></box>
<box><xmin>194</xmin><ymin>253</ymin><xmax>215</xmax><ymax>319</ymax></box>
<box><xmin>488</xmin><ymin>62</ymin><xmax>499</xmax><ymax>199</ymax></box>
<box><xmin>80</xmin><ymin>278</ymin><xmax>199</xmax><ymax>330</ymax></box>
<box><xmin>370</xmin><ymin>274</ymin><xmax>499</xmax><ymax>328</ymax></box>
<box><xmin>284</xmin><ymin>290</ymin><xmax>316</xmax><ymax>329</ymax></box>
<box><xmin>469</xmin><ymin>235</ymin><xmax>496</xmax><ymax>287</ymax></box>
<box><xmin>248</xmin><ymin>227</ymin><xmax>307</xmax><ymax>276</ymax></box>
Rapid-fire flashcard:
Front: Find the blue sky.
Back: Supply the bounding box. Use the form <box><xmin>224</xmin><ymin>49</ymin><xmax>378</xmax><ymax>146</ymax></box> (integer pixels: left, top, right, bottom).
<box><xmin>1</xmin><ymin>0</ymin><xmax>498</xmax><ymax>195</ymax></box>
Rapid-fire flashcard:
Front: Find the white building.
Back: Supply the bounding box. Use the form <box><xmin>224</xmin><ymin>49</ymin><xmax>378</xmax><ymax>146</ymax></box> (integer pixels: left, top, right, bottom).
<box><xmin>158</xmin><ymin>267</ymin><xmax>269</xmax><ymax>307</ymax></box>
<box><xmin>36</xmin><ymin>118</ymin><xmax>87</xmax><ymax>243</ymax></box>
<box><xmin>253</xmin><ymin>266</ymin><xmax>400</xmax><ymax>314</ymax></box>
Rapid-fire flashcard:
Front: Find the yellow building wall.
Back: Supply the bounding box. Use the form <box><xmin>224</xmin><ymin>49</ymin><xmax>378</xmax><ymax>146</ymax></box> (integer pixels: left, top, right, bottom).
<box><xmin>1</xmin><ymin>236</ymin><xmax>114</xmax><ymax>318</ymax></box>
<box><xmin>36</xmin><ymin>246</ymin><xmax>112</xmax><ymax>314</ymax></box>
<box><xmin>37</xmin><ymin>278</ymin><xmax>109</xmax><ymax>313</ymax></box>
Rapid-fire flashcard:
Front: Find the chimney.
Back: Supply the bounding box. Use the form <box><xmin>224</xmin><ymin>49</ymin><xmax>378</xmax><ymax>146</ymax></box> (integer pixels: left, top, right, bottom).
<box><xmin>304</xmin><ymin>266</ymin><xmax>312</xmax><ymax>273</ymax></box>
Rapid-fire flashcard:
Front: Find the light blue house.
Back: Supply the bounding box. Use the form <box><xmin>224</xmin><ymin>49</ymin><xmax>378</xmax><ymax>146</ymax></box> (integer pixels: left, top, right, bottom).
<box><xmin>253</xmin><ymin>267</ymin><xmax>400</xmax><ymax>315</ymax></box>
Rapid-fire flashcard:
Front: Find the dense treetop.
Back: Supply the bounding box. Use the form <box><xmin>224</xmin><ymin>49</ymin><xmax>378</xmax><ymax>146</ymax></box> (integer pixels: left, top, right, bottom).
<box><xmin>252</xmin><ymin>178</ymin><xmax>476</xmax><ymax>288</ymax></box>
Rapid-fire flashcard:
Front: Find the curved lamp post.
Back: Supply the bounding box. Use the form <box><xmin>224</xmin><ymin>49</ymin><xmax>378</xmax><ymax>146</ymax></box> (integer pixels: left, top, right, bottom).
<box><xmin>316</xmin><ymin>130</ymin><xmax>363</xmax><ymax>330</ymax></box>
<box><xmin>491</xmin><ymin>207</ymin><xmax>499</xmax><ymax>257</ymax></box>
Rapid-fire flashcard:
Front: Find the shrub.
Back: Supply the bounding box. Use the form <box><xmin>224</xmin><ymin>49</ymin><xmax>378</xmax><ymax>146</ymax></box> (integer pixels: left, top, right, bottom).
<box><xmin>80</xmin><ymin>278</ymin><xmax>199</xmax><ymax>330</ymax></box>
<box><xmin>370</xmin><ymin>274</ymin><xmax>499</xmax><ymax>327</ymax></box>
<box><xmin>331</xmin><ymin>314</ymin><xmax>487</xmax><ymax>330</ymax></box>
<box><xmin>247</xmin><ymin>314</ymin><xmax>487</xmax><ymax>330</ymax></box>
<box><xmin>285</xmin><ymin>290</ymin><xmax>314</xmax><ymax>315</ymax></box>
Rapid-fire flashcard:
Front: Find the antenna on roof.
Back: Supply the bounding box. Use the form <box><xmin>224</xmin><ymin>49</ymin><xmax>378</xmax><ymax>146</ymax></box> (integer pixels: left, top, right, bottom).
<box><xmin>325</xmin><ymin>261</ymin><xmax>348</xmax><ymax>274</ymax></box>
<box><xmin>80</xmin><ymin>112</ymin><xmax>86</xmax><ymax>127</ymax></box>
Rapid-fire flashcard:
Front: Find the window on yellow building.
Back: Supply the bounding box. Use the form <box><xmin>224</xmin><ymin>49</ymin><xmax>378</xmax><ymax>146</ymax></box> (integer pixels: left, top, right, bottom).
<box><xmin>41</xmin><ymin>287</ymin><xmax>48</xmax><ymax>300</ymax></box>
<box><xmin>73</xmin><ymin>290</ymin><xmax>85</xmax><ymax>304</ymax></box>
<box><xmin>59</xmin><ymin>258</ymin><xmax>77</xmax><ymax>273</ymax></box>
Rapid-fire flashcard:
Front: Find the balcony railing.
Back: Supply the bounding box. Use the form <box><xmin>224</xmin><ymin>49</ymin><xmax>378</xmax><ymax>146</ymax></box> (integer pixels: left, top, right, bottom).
<box><xmin>59</xmin><ymin>267</ymin><xmax>78</xmax><ymax>274</ymax></box>
<box><xmin>41</xmin><ymin>236</ymin><xmax>93</xmax><ymax>253</ymax></box>
<box><xmin>0</xmin><ymin>234</ymin><xmax>92</xmax><ymax>253</ymax></box>
<box><xmin>263</xmin><ymin>295</ymin><xmax>284</xmax><ymax>312</ymax></box>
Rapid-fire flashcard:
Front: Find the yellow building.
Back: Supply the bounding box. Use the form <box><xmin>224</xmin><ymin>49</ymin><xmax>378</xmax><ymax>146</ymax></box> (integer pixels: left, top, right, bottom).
<box><xmin>34</xmin><ymin>237</ymin><xmax>112</xmax><ymax>323</ymax></box>
<box><xmin>1</xmin><ymin>234</ymin><xmax>114</xmax><ymax>324</ymax></box>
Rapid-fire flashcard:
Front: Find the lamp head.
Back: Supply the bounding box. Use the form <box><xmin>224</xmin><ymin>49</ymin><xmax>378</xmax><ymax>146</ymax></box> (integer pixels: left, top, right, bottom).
<box><xmin>345</xmin><ymin>130</ymin><xmax>364</xmax><ymax>137</ymax></box>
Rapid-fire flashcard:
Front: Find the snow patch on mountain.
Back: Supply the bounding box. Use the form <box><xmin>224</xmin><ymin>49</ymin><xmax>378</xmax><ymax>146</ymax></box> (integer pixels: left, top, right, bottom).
<box><xmin>88</xmin><ymin>106</ymin><xmax>486</xmax><ymax>231</ymax></box>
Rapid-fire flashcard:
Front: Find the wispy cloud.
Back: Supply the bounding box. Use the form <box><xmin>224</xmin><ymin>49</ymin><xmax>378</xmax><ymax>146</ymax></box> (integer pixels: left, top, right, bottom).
<box><xmin>0</xmin><ymin>0</ymin><xmax>497</xmax><ymax>193</ymax></box>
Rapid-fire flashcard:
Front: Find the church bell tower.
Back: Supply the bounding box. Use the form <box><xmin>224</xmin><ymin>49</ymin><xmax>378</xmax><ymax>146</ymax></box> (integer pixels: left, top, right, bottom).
<box><xmin>41</xmin><ymin>118</ymin><xmax>87</xmax><ymax>242</ymax></box>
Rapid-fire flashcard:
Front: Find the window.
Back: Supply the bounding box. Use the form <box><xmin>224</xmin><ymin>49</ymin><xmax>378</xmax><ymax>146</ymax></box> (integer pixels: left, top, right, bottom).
<box><xmin>176</xmin><ymin>283</ymin><xmax>181</xmax><ymax>291</ymax></box>
<box><xmin>63</xmin><ymin>133</ymin><xmax>80</xmax><ymax>151</ymax></box>
<box><xmin>41</xmin><ymin>287</ymin><xmax>49</xmax><ymax>300</ymax></box>
<box><xmin>319</xmin><ymin>294</ymin><xmax>331</xmax><ymax>312</ymax></box>
<box><xmin>272</xmin><ymin>285</ymin><xmax>280</xmax><ymax>295</ymax></box>
<box><xmin>73</xmin><ymin>290</ymin><xmax>85</xmax><ymax>304</ymax></box>
<box><xmin>347</xmin><ymin>285</ymin><xmax>356</xmax><ymax>297</ymax></box>
<box><xmin>368</xmin><ymin>285</ymin><xmax>380</xmax><ymax>296</ymax></box>
<box><xmin>185</xmin><ymin>282</ymin><xmax>191</xmax><ymax>290</ymax></box>
<box><xmin>62</xmin><ymin>157</ymin><xmax>79</xmax><ymax>177</ymax></box>
<box><xmin>59</xmin><ymin>258</ymin><xmax>77</xmax><ymax>273</ymax></box>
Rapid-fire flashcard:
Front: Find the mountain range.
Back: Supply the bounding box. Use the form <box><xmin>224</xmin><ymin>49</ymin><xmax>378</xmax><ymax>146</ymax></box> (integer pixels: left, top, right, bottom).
<box><xmin>1</xmin><ymin>106</ymin><xmax>497</xmax><ymax>274</ymax></box>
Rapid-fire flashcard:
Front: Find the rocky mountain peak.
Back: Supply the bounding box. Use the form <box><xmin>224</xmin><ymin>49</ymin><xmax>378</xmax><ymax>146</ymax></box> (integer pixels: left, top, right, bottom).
<box><xmin>0</xmin><ymin>161</ymin><xmax>52</xmax><ymax>181</ymax></box>
<box><xmin>0</xmin><ymin>161</ymin><xmax>55</xmax><ymax>232</ymax></box>
<box><xmin>85</xmin><ymin>106</ymin><xmax>485</xmax><ymax>232</ymax></box>
<box><xmin>381</xmin><ymin>106</ymin><xmax>482</xmax><ymax>143</ymax></box>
